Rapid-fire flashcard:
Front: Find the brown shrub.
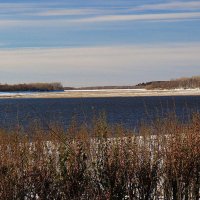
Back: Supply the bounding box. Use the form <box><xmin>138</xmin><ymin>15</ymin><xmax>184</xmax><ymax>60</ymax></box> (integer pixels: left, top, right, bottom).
<box><xmin>0</xmin><ymin>113</ymin><xmax>199</xmax><ymax>199</ymax></box>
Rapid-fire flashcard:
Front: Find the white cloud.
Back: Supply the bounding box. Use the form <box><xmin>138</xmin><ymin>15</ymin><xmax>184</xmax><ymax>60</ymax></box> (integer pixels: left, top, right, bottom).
<box><xmin>71</xmin><ymin>12</ymin><xmax>200</xmax><ymax>23</ymax></box>
<box><xmin>0</xmin><ymin>3</ymin><xmax>111</xmax><ymax>17</ymax></box>
<box><xmin>133</xmin><ymin>1</ymin><xmax>200</xmax><ymax>11</ymax></box>
<box><xmin>0</xmin><ymin>43</ymin><xmax>200</xmax><ymax>85</ymax></box>
<box><xmin>37</xmin><ymin>9</ymin><xmax>104</xmax><ymax>16</ymax></box>
<box><xmin>1</xmin><ymin>43</ymin><xmax>199</xmax><ymax>70</ymax></box>
<box><xmin>1</xmin><ymin>12</ymin><xmax>199</xmax><ymax>28</ymax></box>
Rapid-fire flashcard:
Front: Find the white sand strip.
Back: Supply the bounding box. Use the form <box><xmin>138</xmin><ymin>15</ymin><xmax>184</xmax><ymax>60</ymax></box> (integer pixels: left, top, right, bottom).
<box><xmin>0</xmin><ymin>88</ymin><xmax>200</xmax><ymax>98</ymax></box>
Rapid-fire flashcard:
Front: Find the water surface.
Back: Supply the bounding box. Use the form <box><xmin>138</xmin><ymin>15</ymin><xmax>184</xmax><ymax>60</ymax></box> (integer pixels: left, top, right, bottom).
<box><xmin>0</xmin><ymin>96</ymin><xmax>199</xmax><ymax>130</ymax></box>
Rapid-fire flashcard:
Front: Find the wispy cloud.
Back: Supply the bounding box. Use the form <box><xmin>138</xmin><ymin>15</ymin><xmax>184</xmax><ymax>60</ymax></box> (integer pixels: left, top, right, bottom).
<box><xmin>0</xmin><ymin>3</ymin><xmax>112</xmax><ymax>17</ymax></box>
<box><xmin>1</xmin><ymin>12</ymin><xmax>200</xmax><ymax>28</ymax></box>
<box><xmin>0</xmin><ymin>43</ymin><xmax>200</xmax><ymax>85</ymax></box>
<box><xmin>1</xmin><ymin>1</ymin><xmax>200</xmax><ymax>18</ymax></box>
<box><xmin>72</xmin><ymin>12</ymin><xmax>200</xmax><ymax>23</ymax></box>
<box><xmin>133</xmin><ymin>1</ymin><xmax>200</xmax><ymax>11</ymax></box>
<box><xmin>37</xmin><ymin>8</ymin><xmax>106</xmax><ymax>16</ymax></box>
<box><xmin>0</xmin><ymin>1</ymin><xmax>200</xmax><ymax>28</ymax></box>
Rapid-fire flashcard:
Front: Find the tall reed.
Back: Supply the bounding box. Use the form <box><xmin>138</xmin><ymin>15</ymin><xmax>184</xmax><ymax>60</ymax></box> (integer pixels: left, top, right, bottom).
<box><xmin>0</xmin><ymin>113</ymin><xmax>199</xmax><ymax>199</ymax></box>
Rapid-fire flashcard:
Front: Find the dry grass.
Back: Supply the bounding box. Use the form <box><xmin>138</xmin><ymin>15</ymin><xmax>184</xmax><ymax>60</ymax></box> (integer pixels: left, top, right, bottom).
<box><xmin>0</xmin><ymin>113</ymin><xmax>199</xmax><ymax>199</ymax></box>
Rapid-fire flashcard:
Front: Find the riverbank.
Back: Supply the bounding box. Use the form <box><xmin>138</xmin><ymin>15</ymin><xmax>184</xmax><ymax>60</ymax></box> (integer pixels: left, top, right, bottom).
<box><xmin>0</xmin><ymin>88</ymin><xmax>200</xmax><ymax>98</ymax></box>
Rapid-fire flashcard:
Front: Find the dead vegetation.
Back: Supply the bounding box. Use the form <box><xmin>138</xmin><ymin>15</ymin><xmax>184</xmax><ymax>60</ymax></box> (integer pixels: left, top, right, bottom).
<box><xmin>0</xmin><ymin>113</ymin><xmax>199</xmax><ymax>199</ymax></box>
<box><xmin>136</xmin><ymin>76</ymin><xmax>200</xmax><ymax>90</ymax></box>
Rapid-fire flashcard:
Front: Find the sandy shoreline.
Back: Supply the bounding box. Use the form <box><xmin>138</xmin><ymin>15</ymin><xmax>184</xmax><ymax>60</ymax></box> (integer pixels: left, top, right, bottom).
<box><xmin>0</xmin><ymin>88</ymin><xmax>200</xmax><ymax>98</ymax></box>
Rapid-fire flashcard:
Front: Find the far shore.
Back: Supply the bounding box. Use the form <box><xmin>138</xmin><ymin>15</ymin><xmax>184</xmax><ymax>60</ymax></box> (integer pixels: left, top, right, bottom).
<box><xmin>0</xmin><ymin>88</ymin><xmax>200</xmax><ymax>98</ymax></box>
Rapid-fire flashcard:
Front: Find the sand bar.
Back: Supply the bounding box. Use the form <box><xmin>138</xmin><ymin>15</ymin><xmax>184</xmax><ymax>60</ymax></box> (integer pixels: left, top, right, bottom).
<box><xmin>0</xmin><ymin>88</ymin><xmax>200</xmax><ymax>98</ymax></box>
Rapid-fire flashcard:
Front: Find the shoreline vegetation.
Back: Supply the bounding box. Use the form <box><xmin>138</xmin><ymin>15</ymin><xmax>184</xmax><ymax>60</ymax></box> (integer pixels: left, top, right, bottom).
<box><xmin>0</xmin><ymin>82</ymin><xmax>64</xmax><ymax>92</ymax></box>
<box><xmin>64</xmin><ymin>76</ymin><xmax>200</xmax><ymax>90</ymax></box>
<box><xmin>0</xmin><ymin>112</ymin><xmax>199</xmax><ymax>199</ymax></box>
<box><xmin>136</xmin><ymin>76</ymin><xmax>200</xmax><ymax>90</ymax></box>
<box><xmin>1</xmin><ymin>76</ymin><xmax>200</xmax><ymax>93</ymax></box>
<box><xmin>0</xmin><ymin>76</ymin><xmax>200</xmax><ymax>98</ymax></box>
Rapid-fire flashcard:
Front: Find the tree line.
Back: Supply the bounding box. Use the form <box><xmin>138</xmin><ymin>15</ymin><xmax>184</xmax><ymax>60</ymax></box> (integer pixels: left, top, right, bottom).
<box><xmin>0</xmin><ymin>82</ymin><xmax>64</xmax><ymax>92</ymax></box>
<box><xmin>136</xmin><ymin>76</ymin><xmax>200</xmax><ymax>90</ymax></box>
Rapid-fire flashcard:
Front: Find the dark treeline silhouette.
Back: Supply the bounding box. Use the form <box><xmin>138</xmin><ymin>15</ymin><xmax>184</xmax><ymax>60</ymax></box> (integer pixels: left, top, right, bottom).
<box><xmin>4</xmin><ymin>76</ymin><xmax>199</xmax><ymax>92</ymax></box>
<box><xmin>73</xmin><ymin>86</ymin><xmax>137</xmax><ymax>90</ymax></box>
<box><xmin>65</xmin><ymin>76</ymin><xmax>200</xmax><ymax>91</ymax></box>
<box><xmin>0</xmin><ymin>82</ymin><xmax>64</xmax><ymax>92</ymax></box>
<box><xmin>136</xmin><ymin>76</ymin><xmax>200</xmax><ymax>90</ymax></box>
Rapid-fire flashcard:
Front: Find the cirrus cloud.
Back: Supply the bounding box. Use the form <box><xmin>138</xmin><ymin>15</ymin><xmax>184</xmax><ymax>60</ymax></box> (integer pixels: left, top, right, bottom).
<box><xmin>133</xmin><ymin>1</ymin><xmax>200</xmax><ymax>11</ymax></box>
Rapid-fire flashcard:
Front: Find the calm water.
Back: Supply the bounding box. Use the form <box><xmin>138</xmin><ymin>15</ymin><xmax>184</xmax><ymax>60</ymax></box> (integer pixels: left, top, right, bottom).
<box><xmin>0</xmin><ymin>96</ymin><xmax>200</xmax><ymax>130</ymax></box>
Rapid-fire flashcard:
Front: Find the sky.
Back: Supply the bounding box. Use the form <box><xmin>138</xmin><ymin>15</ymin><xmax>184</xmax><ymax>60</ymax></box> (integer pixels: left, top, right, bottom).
<box><xmin>0</xmin><ymin>0</ymin><xmax>200</xmax><ymax>86</ymax></box>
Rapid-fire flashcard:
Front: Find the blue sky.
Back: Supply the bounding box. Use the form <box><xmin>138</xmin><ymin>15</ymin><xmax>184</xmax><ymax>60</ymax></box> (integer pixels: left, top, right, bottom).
<box><xmin>0</xmin><ymin>0</ymin><xmax>200</xmax><ymax>86</ymax></box>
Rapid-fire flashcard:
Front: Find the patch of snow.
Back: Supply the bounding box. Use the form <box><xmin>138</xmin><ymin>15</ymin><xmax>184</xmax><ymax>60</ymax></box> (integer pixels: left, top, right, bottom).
<box><xmin>64</xmin><ymin>89</ymin><xmax>147</xmax><ymax>92</ymax></box>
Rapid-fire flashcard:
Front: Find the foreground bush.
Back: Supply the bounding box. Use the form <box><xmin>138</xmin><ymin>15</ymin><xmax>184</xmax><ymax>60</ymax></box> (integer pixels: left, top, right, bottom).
<box><xmin>0</xmin><ymin>113</ymin><xmax>199</xmax><ymax>199</ymax></box>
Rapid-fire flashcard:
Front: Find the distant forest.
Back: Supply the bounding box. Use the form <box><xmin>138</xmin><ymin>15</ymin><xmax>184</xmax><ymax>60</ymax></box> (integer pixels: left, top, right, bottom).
<box><xmin>0</xmin><ymin>82</ymin><xmax>64</xmax><ymax>92</ymax></box>
<box><xmin>136</xmin><ymin>76</ymin><xmax>200</xmax><ymax>90</ymax></box>
<box><xmin>64</xmin><ymin>76</ymin><xmax>200</xmax><ymax>91</ymax></box>
<box><xmin>1</xmin><ymin>76</ymin><xmax>200</xmax><ymax>92</ymax></box>
<box><xmin>72</xmin><ymin>86</ymin><xmax>137</xmax><ymax>90</ymax></box>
